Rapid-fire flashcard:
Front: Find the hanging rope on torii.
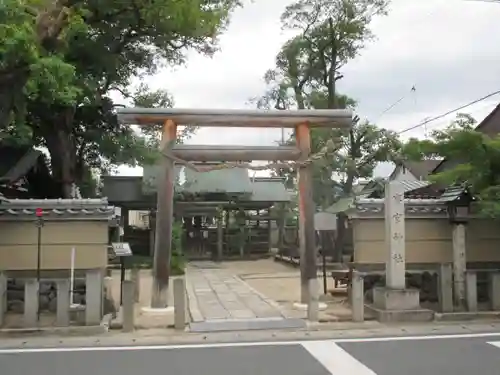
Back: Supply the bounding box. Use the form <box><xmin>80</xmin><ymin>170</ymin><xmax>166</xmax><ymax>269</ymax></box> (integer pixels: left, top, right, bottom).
<box><xmin>160</xmin><ymin>138</ymin><xmax>339</xmax><ymax>173</ymax></box>
<box><xmin>115</xmin><ymin>107</ymin><xmax>353</xmax><ymax>320</ymax></box>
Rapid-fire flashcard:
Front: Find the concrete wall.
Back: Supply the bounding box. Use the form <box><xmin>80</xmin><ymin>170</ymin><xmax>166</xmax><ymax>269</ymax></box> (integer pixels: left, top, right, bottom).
<box><xmin>353</xmin><ymin>218</ymin><xmax>500</xmax><ymax>264</ymax></box>
<box><xmin>0</xmin><ymin>221</ymin><xmax>108</xmax><ymax>270</ymax></box>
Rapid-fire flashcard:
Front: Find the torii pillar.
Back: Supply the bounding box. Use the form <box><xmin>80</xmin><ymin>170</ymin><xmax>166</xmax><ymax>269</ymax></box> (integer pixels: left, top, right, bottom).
<box><xmin>295</xmin><ymin>122</ymin><xmax>319</xmax><ymax>321</ymax></box>
<box><xmin>151</xmin><ymin>119</ymin><xmax>177</xmax><ymax>308</ymax></box>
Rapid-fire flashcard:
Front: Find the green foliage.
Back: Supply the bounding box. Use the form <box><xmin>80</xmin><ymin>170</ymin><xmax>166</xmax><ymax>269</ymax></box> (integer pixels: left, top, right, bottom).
<box><xmin>277</xmin><ymin>118</ymin><xmax>402</xmax><ymax>207</ymax></box>
<box><xmin>253</xmin><ymin>0</ymin><xmax>396</xmax><ymax>209</ymax></box>
<box><xmin>253</xmin><ymin>0</ymin><xmax>393</xmax><ymax>260</ymax></box>
<box><xmin>25</xmin><ymin>56</ymin><xmax>80</xmax><ymax>104</ymax></box>
<box><xmin>171</xmin><ymin>220</ymin><xmax>186</xmax><ymax>275</ymax></box>
<box><xmin>281</xmin><ymin>0</ymin><xmax>389</xmax><ymax>76</ymax></box>
<box><xmin>0</xmin><ymin>0</ymin><xmax>81</xmax><ymax>128</ymax></box>
<box><xmin>1</xmin><ymin>0</ymin><xmax>241</xmax><ymax>197</ymax></box>
<box><xmin>404</xmin><ymin>113</ymin><xmax>500</xmax><ymax>218</ymax></box>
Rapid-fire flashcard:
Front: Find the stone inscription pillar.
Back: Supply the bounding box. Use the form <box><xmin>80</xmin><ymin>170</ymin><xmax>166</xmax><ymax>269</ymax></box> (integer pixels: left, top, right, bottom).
<box><xmin>385</xmin><ymin>180</ymin><xmax>406</xmax><ymax>289</ymax></box>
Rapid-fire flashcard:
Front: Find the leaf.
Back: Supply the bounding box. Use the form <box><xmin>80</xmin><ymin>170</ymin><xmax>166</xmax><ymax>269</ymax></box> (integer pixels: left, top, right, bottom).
<box><xmin>1</xmin><ymin>0</ymin><xmax>242</xmax><ymax>196</ymax></box>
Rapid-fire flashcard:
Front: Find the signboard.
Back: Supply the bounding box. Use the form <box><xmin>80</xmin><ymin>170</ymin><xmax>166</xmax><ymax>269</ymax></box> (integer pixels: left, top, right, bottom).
<box><xmin>314</xmin><ymin>212</ymin><xmax>337</xmax><ymax>231</ymax></box>
<box><xmin>111</xmin><ymin>242</ymin><xmax>132</xmax><ymax>257</ymax></box>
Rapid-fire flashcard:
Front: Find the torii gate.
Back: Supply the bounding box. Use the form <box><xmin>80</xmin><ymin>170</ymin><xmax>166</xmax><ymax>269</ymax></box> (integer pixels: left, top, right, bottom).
<box><xmin>116</xmin><ymin>108</ymin><xmax>352</xmax><ymax>319</ymax></box>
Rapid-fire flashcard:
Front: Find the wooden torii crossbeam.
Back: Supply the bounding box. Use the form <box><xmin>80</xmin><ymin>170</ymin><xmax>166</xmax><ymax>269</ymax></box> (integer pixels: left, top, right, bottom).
<box><xmin>116</xmin><ymin>107</ymin><xmax>353</xmax><ymax>318</ymax></box>
<box><xmin>172</xmin><ymin>145</ymin><xmax>301</xmax><ymax>162</ymax></box>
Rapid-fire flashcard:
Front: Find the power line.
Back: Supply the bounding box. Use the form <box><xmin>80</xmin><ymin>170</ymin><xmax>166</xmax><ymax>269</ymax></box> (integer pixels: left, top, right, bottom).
<box><xmin>375</xmin><ymin>86</ymin><xmax>416</xmax><ymax>121</ymax></box>
<box><xmin>397</xmin><ymin>89</ymin><xmax>500</xmax><ymax>135</ymax></box>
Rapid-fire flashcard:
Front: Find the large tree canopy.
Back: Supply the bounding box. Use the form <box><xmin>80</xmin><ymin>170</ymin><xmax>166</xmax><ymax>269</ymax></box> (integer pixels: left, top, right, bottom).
<box><xmin>405</xmin><ymin>113</ymin><xmax>500</xmax><ymax>218</ymax></box>
<box><xmin>0</xmin><ymin>0</ymin><xmax>241</xmax><ymax>197</ymax></box>
<box><xmin>253</xmin><ymin>0</ymin><xmax>396</xmax><ymax>259</ymax></box>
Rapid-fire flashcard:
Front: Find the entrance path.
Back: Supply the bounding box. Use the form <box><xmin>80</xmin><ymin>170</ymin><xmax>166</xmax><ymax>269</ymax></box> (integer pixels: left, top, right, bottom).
<box><xmin>185</xmin><ymin>262</ymin><xmax>305</xmax><ymax>332</ymax></box>
<box><xmin>186</xmin><ymin>262</ymin><xmax>284</xmax><ymax>321</ymax></box>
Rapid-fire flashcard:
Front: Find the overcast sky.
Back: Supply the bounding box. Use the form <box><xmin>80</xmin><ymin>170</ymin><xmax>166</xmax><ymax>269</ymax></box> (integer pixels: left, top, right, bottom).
<box><xmin>117</xmin><ymin>0</ymin><xmax>500</xmax><ymax>178</ymax></box>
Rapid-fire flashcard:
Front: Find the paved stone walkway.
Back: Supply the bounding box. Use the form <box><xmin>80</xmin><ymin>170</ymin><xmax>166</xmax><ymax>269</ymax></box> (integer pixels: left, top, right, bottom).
<box><xmin>186</xmin><ymin>263</ymin><xmax>285</xmax><ymax>323</ymax></box>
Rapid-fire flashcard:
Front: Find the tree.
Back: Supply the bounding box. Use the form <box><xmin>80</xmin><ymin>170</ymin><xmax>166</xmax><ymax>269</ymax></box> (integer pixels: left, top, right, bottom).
<box><xmin>281</xmin><ymin>0</ymin><xmax>389</xmax><ymax>108</ymax></box>
<box><xmin>1</xmin><ymin>0</ymin><xmax>241</xmax><ymax>197</ymax></box>
<box><xmin>0</xmin><ymin>0</ymin><xmax>78</xmax><ymax>130</ymax></box>
<box><xmin>254</xmin><ymin>0</ymin><xmax>396</xmax><ymax>260</ymax></box>
<box><xmin>132</xmin><ymin>83</ymin><xmax>199</xmax><ymax>151</ymax></box>
<box><xmin>405</xmin><ymin>113</ymin><xmax>500</xmax><ymax>218</ymax></box>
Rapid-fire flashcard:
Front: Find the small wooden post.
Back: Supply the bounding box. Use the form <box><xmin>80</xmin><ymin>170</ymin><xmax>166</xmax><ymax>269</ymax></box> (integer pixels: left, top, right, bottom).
<box><xmin>489</xmin><ymin>272</ymin><xmax>500</xmax><ymax>311</ymax></box>
<box><xmin>295</xmin><ymin>122</ymin><xmax>318</xmax><ymax>319</ymax></box>
<box><xmin>438</xmin><ymin>263</ymin><xmax>453</xmax><ymax>313</ymax></box>
<box><xmin>85</xmin><ymin>269</ymin><xmax>103</xmax><ymax>326</ymax></box>
<box><xmin>56</xmin><ymin>279</ymin><xmax>70</xmax><ymax>327</ymax></box>
<box><xmin>267</xmin><ymin>208</ymin><xmax>273</xmax><ymax>253</ymax></box>
<box><xmin>151</xmin><ymin>119</ymin><xmax>177</xmax><ymax>308</ymax></box>
<box><xmin>173</xmin><ymin>278</ymin><xmax>186</xmax><ymax>330</ymax></box>
<box><xmin>351</xmin><ymin>271</ymin><xmax>364</xmax><ymax>322</ymax></box>
<box><xmin>131</xmin><ymin>268</ymin><xmax>140</xmax><ymax>303</ymax></box>
<box><xmin>277</xmin><ymin>205</ymin><xmax>285</xmax><ymax>256</ymax></box>
<box><xmin>466</xmin><ymin>270</ymin><xmax>477</xmax><ymax>312</ymax></box>
<box><xmin>122</xmin><ymin>280</ymin><xmax>135</xmax><ymax>332</ymax></box>
<box><xmin>239</xmin><ymin>225</ymin><xmax>245</xmax><ymax>257</ymax></box>
<box><xmin>0</xmin><ymin>273</ymin><xmax>6</xmax><ymax>326</ymax></box>
<box><xmin>216</xmin><ymin>209</ymin><xmax>223</xmax><ymax>261</ymax></box>
<box><xmin>24</xmin><ymin>279</ymin><xmax>39</xmax><ymax>327</ymax></box>
<box><xmin>225</xmin><ymin>210</ymin><xmax>230</xmax><ymax>254</ymax></box>
<box><xmin>149</xmin><ymin>211</ymin><xmax>156</xmax><ymax>257</ymax></box>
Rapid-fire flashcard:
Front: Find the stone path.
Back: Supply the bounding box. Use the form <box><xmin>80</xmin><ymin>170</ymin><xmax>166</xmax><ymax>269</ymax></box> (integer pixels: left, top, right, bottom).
<box><xmin>186</xmin><ymin>263</ymin><xmax>285</xmax><ymax>323</ymax></box>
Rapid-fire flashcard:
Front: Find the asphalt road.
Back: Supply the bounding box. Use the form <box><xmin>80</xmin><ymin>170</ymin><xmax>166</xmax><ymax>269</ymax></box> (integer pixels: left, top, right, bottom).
<box><xmin>2</xmin><ymin>333</ymin><xmax>500</xmax><ymax>375</ymax></box>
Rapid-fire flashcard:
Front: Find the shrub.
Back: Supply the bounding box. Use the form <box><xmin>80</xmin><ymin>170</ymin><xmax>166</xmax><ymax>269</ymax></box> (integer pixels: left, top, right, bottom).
<box><xmin>171</xmin><ymin>220</ymin><xmax>185</xmax><ymax>275</ymax></box>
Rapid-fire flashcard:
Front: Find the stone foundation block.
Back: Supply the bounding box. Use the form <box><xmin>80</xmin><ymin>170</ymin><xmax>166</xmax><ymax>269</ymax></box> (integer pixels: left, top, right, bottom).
<box><xmin>373</xmin><ymin>287</ymin><xmax>420</xmax><ymax>311</ymax></box>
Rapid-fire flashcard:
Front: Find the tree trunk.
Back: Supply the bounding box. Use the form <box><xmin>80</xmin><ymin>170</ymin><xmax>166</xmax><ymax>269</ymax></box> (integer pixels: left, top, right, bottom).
<box><xmin>293</xmin><ymin>86</ymin><xmax>306</xmax><ymax>109</ymax></box>
<box><xmin>327</xmin><ymin>17</ymin><xmax>338</xmax><ymax>109</ymax></box>
<box><xmin>0</xmin><ymin>89</ymin><xmax>16</xmax><ymax>130</ymax></box>
<box><xmin>43</xmin><ymin>110</ymin><xmax>77</xmax><ymax>198</ymax></box>
<box><xmin>333</xmin><ymin>174</ymin><xmax>354</xmax><ymax>262</ymax></box>
<box><xmin>0</xmin><ymin>70</ymin><xmax>30</xmax><ymax>129</ymax></box>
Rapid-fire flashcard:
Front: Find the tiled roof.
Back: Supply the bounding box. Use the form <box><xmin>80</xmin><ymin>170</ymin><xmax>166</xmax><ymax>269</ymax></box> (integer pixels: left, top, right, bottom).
<box><xmin>325</xmin><ymin>197</ymin><xmax>356</xmax><ymax>214</ymax></box>
<box><xmin>0</xmin><ymin>148</ymin><xmax>44</xmax><ymax>184</ymax></box>
<box><xmin>142</xmin><ymin>164</ymin><xmax>182</xmax><ymax>195</ymax></box>
<box><xmin>403</xmin><ymin>160</ymin><xmax>441</xmax><ymax>180</ymax></box>
<box><xmin>439</xmin><ymin>185</ymin><xmax>474</xmax><ymax>203</ymax></box>
<box><xmin>399</xmin><ymin>180</ymin><xmax>432</xmax><ymax>193</ymax></box>
<box><xmin>104</xmin><ymin>167</ymin><xmax>291</xmax><ymax>204</ymax></box>
<box><xmin>0</xmin><ymin>198</ymin><xmax>114</xmax><ymax>221</ymax></box>
<box><xmin>359</xmin><ymin>180</ymin><xmax>432</xmax><ymax>199</ymax></box>
<box><xmin>183</xmin><ymin>167</ymin><xmax>253</xmax><ymax>195</ymax></box>
<box><xmin>250</xmin><ymin>178</ymin><xmax>291</xmax><ymax>202</ymax></box>
<box><xmin>348</xmin><ymin>198</ymin><xmax>448</xmax><ymax>218</ymax></box>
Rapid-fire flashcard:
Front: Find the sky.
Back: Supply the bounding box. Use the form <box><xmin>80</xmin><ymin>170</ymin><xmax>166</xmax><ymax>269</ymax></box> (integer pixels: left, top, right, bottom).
<box><xmin>116</xmin><ymin>0</ymin><xmax>500</xmax><ymax>178</ymax></box>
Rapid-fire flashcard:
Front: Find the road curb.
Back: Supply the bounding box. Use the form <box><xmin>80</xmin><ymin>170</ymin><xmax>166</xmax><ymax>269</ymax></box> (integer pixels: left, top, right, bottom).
<box><xmin>2</xmin><ymin>320</ymin><xmax>500</xmax><ymax>350</ymax></box>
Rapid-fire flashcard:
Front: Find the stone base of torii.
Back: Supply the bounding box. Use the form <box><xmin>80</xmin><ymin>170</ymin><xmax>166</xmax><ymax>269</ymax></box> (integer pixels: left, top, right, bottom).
<box><xmin>367</xmin><ymin>181</ymin><xmax>434</xmax><ymax>322</ymax></box>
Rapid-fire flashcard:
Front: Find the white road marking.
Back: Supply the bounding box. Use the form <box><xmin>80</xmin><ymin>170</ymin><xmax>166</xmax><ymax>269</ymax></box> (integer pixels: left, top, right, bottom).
<box><xmin>0</xmin><ymin>332</ymin><xmax>500</xmax><ymax>354</ymax></box>
<box><xmin>487</xmin><ymin>341</ymin><xmax>500</xmax><ymax>349</ymax></box>
<box><xmin>302</xmin><ymin>340</ymin><xmax>377</xmax><ymax>375</ymax></box>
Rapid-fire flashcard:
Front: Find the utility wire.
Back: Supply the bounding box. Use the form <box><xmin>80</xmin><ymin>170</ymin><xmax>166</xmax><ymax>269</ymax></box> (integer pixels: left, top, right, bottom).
<box><xmin>375</xmin><ymin>86</ymin><xmax>416</xmax><ymax>121</ymax></box>
<box><xmin>397</xmin><ymin>89</ymin><xmax>500</xmax><ymax>135</ymax></box>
